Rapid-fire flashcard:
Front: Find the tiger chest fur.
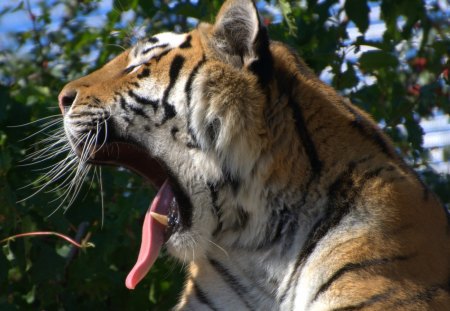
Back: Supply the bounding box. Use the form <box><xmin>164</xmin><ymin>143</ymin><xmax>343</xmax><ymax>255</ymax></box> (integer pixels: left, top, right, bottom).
<box><xmin>57</xmin><ymin>0</ymin><xmax>450</xmax><ymax>310</ymax></box>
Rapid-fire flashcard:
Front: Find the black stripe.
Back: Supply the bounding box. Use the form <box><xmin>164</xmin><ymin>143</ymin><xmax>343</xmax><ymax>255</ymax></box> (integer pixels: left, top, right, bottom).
<box><xmin>186</xmin><ymin>141</ymin><xmax>201</xmax><ymax>149</ymax></box>
<box><xmin>185</xmin><ymin>56</ymin><xmax>206</xmax><ymax>107</ymax></box>
<box><xmin>295</xmin><ymin>161</ymin><xmax>359</xmax><ymax>267</ymax></box>
<box><xmin>147</xmin><ymin>36</ymin><xmax>158</xmax><ymax>44</ymax></box>
<box><xmin>313</xmin><ymin>255</ymin><xmax>411</xmax><ymax>302</ymax></box>
<box><xmin>350</xmin><ymin>119</ymin><xmax>392</xmax><ymax>157</ymax></box>
<box><xmin>128</xmin><ymin>105</ymin><xmax>149</xmax><ymax>118</ymax></box>
<box><xmin>248</xmin><ymin>25</ymin><xmax>273</xmax><ymax>86</ymax></box>
<box><xmin>232</xmin><ymin>205</ymin><xmax>249</xmax><ymax>231</ymax></box>
<box><xmin>331</xmin><ymin>289</ymin><xmax>395</xmax><ymax>311</ymax></box>
<box><xmin>283</xmin><ymin>161</ymin><xmax>387</xmax><ymax>306</ymax></box>
<box><xmin>227</xmin><ymin>174</ymin><xmax>241</xmax><ymax>195</ymax></box>
<box><xmin>142</xmin><ymin>43</ymin><xmax>169</xmax><ymax>55</ymax></box>
<box><xmin>209</xmin><ymin>182</ymin><xmax>223</xmax><ymax>236</ymax></box>
<box><xmin>125</xmin><ymin>65</ymin><xmax>136</xmax><ymax>74</ymax></box>
<box><xmin>304</xmin><ymin>104</ymin><xmax>325</xmax><ymax>126</ymax></box>
<box><xmin>185</xmin><ymin>56</ymin><xmax>206</xmax><ymax>148</ymax></box>
<box><xmin>154</xmin><ymin>49</ymin><xmax>171</xmax><ymax>62</ymax></box>
<box><xmin>128</xmin><ymin>90</ymin><xmax>158</xmax><ymax>112</ymax></box>
<box><xmin>391</xmin><ymin>285</ymin><xmax>445</xmax><ymax>308</ymax></box>
<box><xmin>180</xmin><ymin>35</ymin><xmax>192</xmax><ymax>49</ymax></box>
<box><xmin>137</xmin><ymin>68</ymin><xmax>150</xmax><ymax>79</ymax></box>
<box><xmin>340</xmin><ymin>99</ymin><xmax>431</xmax><ymax>200</ymax></box>
<box><xmin>208</xmin><ymin>258</ymin><xmax>255</xmax><ymax>311</ymax></box>
<box><xmin>171</xmin><ymin>126</ymin><xmax>179</xmax><ymax>141</ymax></box>
<box><xmin>206</xmin><ymin>118</ymin><xmax>220</xmax><ymax>144</ymax></box>
<box><xmin>119</xmin><ymin>95</ymin><xmax>148</xmax><ymax>118</ymax></box>
<box><xmin>342</xmin><ymin>101</ymin><xmax>394</xmax><ymax>159</ymax></box>
<box><xmin>129</xmin><ymin>81</ymin><xmax>140</xmax><ymax>88</ymax></box>
<box><xmin>287</xmin><ymin>97</ymin><xmax>322</xmax><ymax>174</ymax></box>
<box><xmin>159</xmin><ymin>55</ymin><xmax>185</xmax><ymax>125</ymax></box>
<box><xmin>160</xmin><ymin>101</ymin><xmax>176</xmax><ymax>125</ymax></box>
<box><xmin>193</xmin><ymin>281</ymin><xmax>219</xmax><ymax>311</ymax></box>
<box><xmin>70</xmin><ymin>110</ymin><xmax>103</xmax><ymax>118</ymax></box>
<box><xmin>257</xmin><ymin>205</ymin><xmax>298</xmax><ymax>251</ymax></box>
<box><xmin>91</xmin><ymin>97</ymin><xmax>101</xmax><ymax>105</ymax></box>
<box><xmin>344</xmin><ymin>101</ymin><xmax>430</xmax><ymax>200</ymax></box>
<box><xmin>119</xmin><ymin>96</ymin><xmax>129</xmax><ymax>112</ymax></box>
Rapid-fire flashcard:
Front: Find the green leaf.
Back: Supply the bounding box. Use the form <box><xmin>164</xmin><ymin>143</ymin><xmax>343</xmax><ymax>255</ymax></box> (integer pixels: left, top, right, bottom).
<box><xmin>8</xmin><ymin>266</ymin><xmax>22</xmax><ymax>282</ymax></box>
<box><xmin>359</xmin><ymin>50</ymin><xmax>399</xmax><ymax>71</ymax></box>
<box><xmin>2</xmin><ymin>243</ymin><xmax>15</xmax><ymax>261</ymax></box>
<box><xmin>0</xmin><ymin>147</ymin><xmax>12</xmax><ymax>177</ymax></box>
<box><xmin>335</xmin><ymin>62</ymin><xmax>359</xmax><ymax>89</ymax></box>
<box><xmin>279</xmin><ymin>0</ymin><xmax>298</xmax><ymax>37</ymax></box>
<box><xmin>113</xmin><ymin>0</ymin><xmax>138</xmax><ymax>12</ymax></box>
<box><xmin>22</xmin><ymin>285</ymin><xmax>36</xmax><ymax>304</ymax></box>
<box><xmin>345</xmin><ymin>0</ymin><xmax>370</xmax><ymax>33</ymax></box>
<box><xmin>404</xmin><ymin>118</ymin><xmax>424</xmax><ymax>151</ymax></box>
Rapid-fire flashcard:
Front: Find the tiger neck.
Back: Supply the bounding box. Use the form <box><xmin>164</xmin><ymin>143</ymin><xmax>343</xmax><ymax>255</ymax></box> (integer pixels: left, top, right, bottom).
<box><xmin>177</xmin><ymin>248</ymin><xmax>294</xmax><ymax>310</ymax></box>
<box><xmin>175</xmin><ymin>184</ymin><xmax>326</xmax><ymax>310</ymax></box>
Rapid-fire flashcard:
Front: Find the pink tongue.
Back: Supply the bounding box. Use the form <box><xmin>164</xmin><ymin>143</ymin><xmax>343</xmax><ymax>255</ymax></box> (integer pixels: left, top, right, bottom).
<box><xmin>125</xmin><ymin>179</ymin><xmax>173</xmax><ymax>289</ymax></box>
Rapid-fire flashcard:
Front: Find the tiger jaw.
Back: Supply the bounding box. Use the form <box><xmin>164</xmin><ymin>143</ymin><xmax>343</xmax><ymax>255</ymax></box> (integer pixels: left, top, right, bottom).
<box><xmin>65</xmin><ymin>122</ymin><xmax>186</xmax><ymax>228</ymax></box>
<box><xmin>62</xmin><ymin>113</ymin><xmax>192</xmax><ymax>288</ymax></box>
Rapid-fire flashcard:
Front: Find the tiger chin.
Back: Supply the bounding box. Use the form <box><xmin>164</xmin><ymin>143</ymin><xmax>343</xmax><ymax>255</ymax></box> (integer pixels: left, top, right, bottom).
<box><xmin>57</xmin><ymin>0</ymin><xmax>450</xmax><ymax>310</ymax></box>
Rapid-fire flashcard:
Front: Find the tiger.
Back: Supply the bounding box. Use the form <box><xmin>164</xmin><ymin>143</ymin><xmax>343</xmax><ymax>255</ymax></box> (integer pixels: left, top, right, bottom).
<box><xmin>57</xmin><ymin>0</ymin><xmax>450</xmax><ymax>310</ymax></box>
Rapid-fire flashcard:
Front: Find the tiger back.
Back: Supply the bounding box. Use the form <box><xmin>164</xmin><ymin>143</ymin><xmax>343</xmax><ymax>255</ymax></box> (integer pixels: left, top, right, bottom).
<box><xmin>57</xmin><ymin>0</ymin><xmax>450</xmax><ymax>309</ymax></box>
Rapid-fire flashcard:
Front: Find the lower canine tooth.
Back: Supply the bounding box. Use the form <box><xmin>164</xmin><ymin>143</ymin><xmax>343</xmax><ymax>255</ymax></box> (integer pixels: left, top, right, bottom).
<box><xmin>150</xmin><ymin>212</ymin><xmax>169</xmax><ymax>226</ymax></box>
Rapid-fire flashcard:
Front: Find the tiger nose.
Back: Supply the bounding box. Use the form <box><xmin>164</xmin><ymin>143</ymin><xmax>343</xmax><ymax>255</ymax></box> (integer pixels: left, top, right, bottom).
<box><xmin>58</xmin><ymin>88</ymin><xmax>77</xmax><ymax>115</ymax></box>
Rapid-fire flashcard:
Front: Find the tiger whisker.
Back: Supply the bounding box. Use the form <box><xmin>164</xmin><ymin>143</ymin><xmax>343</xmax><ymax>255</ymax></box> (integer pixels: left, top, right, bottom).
<box><xmin>25</xmin><ymin>130</ymin><xmax>66</xmax><ymax>148</ymax></box>
<box><xmin>61</xmin><ymin>131</ymin><xmax>98</xmax><ymax>210</ymax></box>
<box><xmin>45</xmin><ymin>164</ymin><xmax>82</xmax><ymax>195</ymax></box>
<box><xmin>19</xmin><ymin>131</ymin><xmax>88</xmax><ymax>194</ymax></box>
<box><xmin>19</xmin><ymin>146</ymin><xmax>71</xmax><ymax>167</ymax></box>
<box><xmin>21</xmin><ymin>142</ymin><xmax>67</xmax><ymax>163</ymax></box>
<box><xmin>7</xmin><ymin>114</ymin><xmax>61</xmax><ymax>128</ymax></box>
<box><xmin>58</xmin><ymin>172</ymin><xmax>86</xmax><ymax>207</ymax></box>
<box><xmin>52</xmin><ymin>159</ymin><xmax>90</xmax><ymax>213</ymax></box>
<box><xmin>47</xmin><ymin>164</ymin><xmax>83</xmax><ymax>200</ymax></box>
<box><xmin>63</xmin><ymin>163</ymin><xmax>92</xmax><ymax>211</ymax></box>
<box><xmin>26</xmin><ymin>134</ymin><xmax>66</xmax><ymax>151</ymax></box>
<box><xmin>17</xmin><ymin>155</ymin><xmax>78</xmax><ymax>191</ymax></box>
<box><xmin>16</xmin><ymin>159</ymin><xmax>77</xmax><ymax>203</ymax></box>
<box><xmin>30</xmin><ymin>154</ymin><xmax>76</xmax><ymax>177</ymax></box>
<box><xmin>206</xmin><ymin>239</ymin><xmax>229</xmax><ymax>259</ymax></box>
<box><xmin>19</xmin><ymin>123</ymin><xmax>63</xmax><ymax>142</ymax></box>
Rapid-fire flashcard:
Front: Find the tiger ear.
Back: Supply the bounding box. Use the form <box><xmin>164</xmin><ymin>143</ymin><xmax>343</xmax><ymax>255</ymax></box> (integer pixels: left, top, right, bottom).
<box><xmin>210</xmin><ymin>0</ymin><xmax>267</xmax><ymax>67</ymax></box>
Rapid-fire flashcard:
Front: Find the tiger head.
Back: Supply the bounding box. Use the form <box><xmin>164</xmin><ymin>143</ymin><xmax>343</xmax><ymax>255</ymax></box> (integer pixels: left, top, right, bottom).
<box><xmin>59</xmin><ymin>0</ymin><xmax>277</xmax><ymax>288</ymax></box>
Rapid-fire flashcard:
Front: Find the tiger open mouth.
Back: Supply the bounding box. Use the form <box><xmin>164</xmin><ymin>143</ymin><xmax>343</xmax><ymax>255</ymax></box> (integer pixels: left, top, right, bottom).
<box><xmin>74</xmin><ymin>136</ymin><xmax>187</xmax><ymax>289</ymax></box>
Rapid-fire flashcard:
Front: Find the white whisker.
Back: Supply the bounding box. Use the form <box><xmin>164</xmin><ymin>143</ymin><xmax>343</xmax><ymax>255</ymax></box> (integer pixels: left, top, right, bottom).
<box><xmin>7</xmin><ymin>114</ymin><xmax>61</xmax><ymax>128</ymax></box>
<box><xmin>206</xmin><ymin>239</ymin><xmax>229</xmax><ymax>258</ymax></box>
<box><xmin>19</xmin><ymin>119</ymin><xmax>64</xmax><ymax>142</ymax></box>
<box><xmin>99</xmin><ymin>167</ymin><xmax>105</xmax><ymax>228</ymax></box>
<box><xmin>20</xmin><ymin>107</ymin><xmax>112</xmax><ymax>224</ymax></box>
<box><xmin>17</xmin><ymin>156</ymin><xmax>78</xmax><ymax>197</ymax></box>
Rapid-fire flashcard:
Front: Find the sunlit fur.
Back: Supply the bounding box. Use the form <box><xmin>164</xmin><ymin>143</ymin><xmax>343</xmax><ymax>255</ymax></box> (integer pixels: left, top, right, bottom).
<box><xmin>56</xmin><ymin>0</ymin><xmax>450</xmax><ymax>310</ymax></box>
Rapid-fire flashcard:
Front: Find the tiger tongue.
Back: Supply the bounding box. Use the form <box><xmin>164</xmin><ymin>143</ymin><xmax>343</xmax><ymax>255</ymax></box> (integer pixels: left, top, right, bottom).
<box><xmin>125</xmin><ymin>180</ymin><xmax>173</xmax><ymax>289</ymax></box>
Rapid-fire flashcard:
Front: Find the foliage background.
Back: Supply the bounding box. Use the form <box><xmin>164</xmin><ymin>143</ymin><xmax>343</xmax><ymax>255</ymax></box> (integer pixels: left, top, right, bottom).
<box><xmin>0</xmin><ymin>0</ymin><xmax>449</xmax><ymax>309</ymax></box>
